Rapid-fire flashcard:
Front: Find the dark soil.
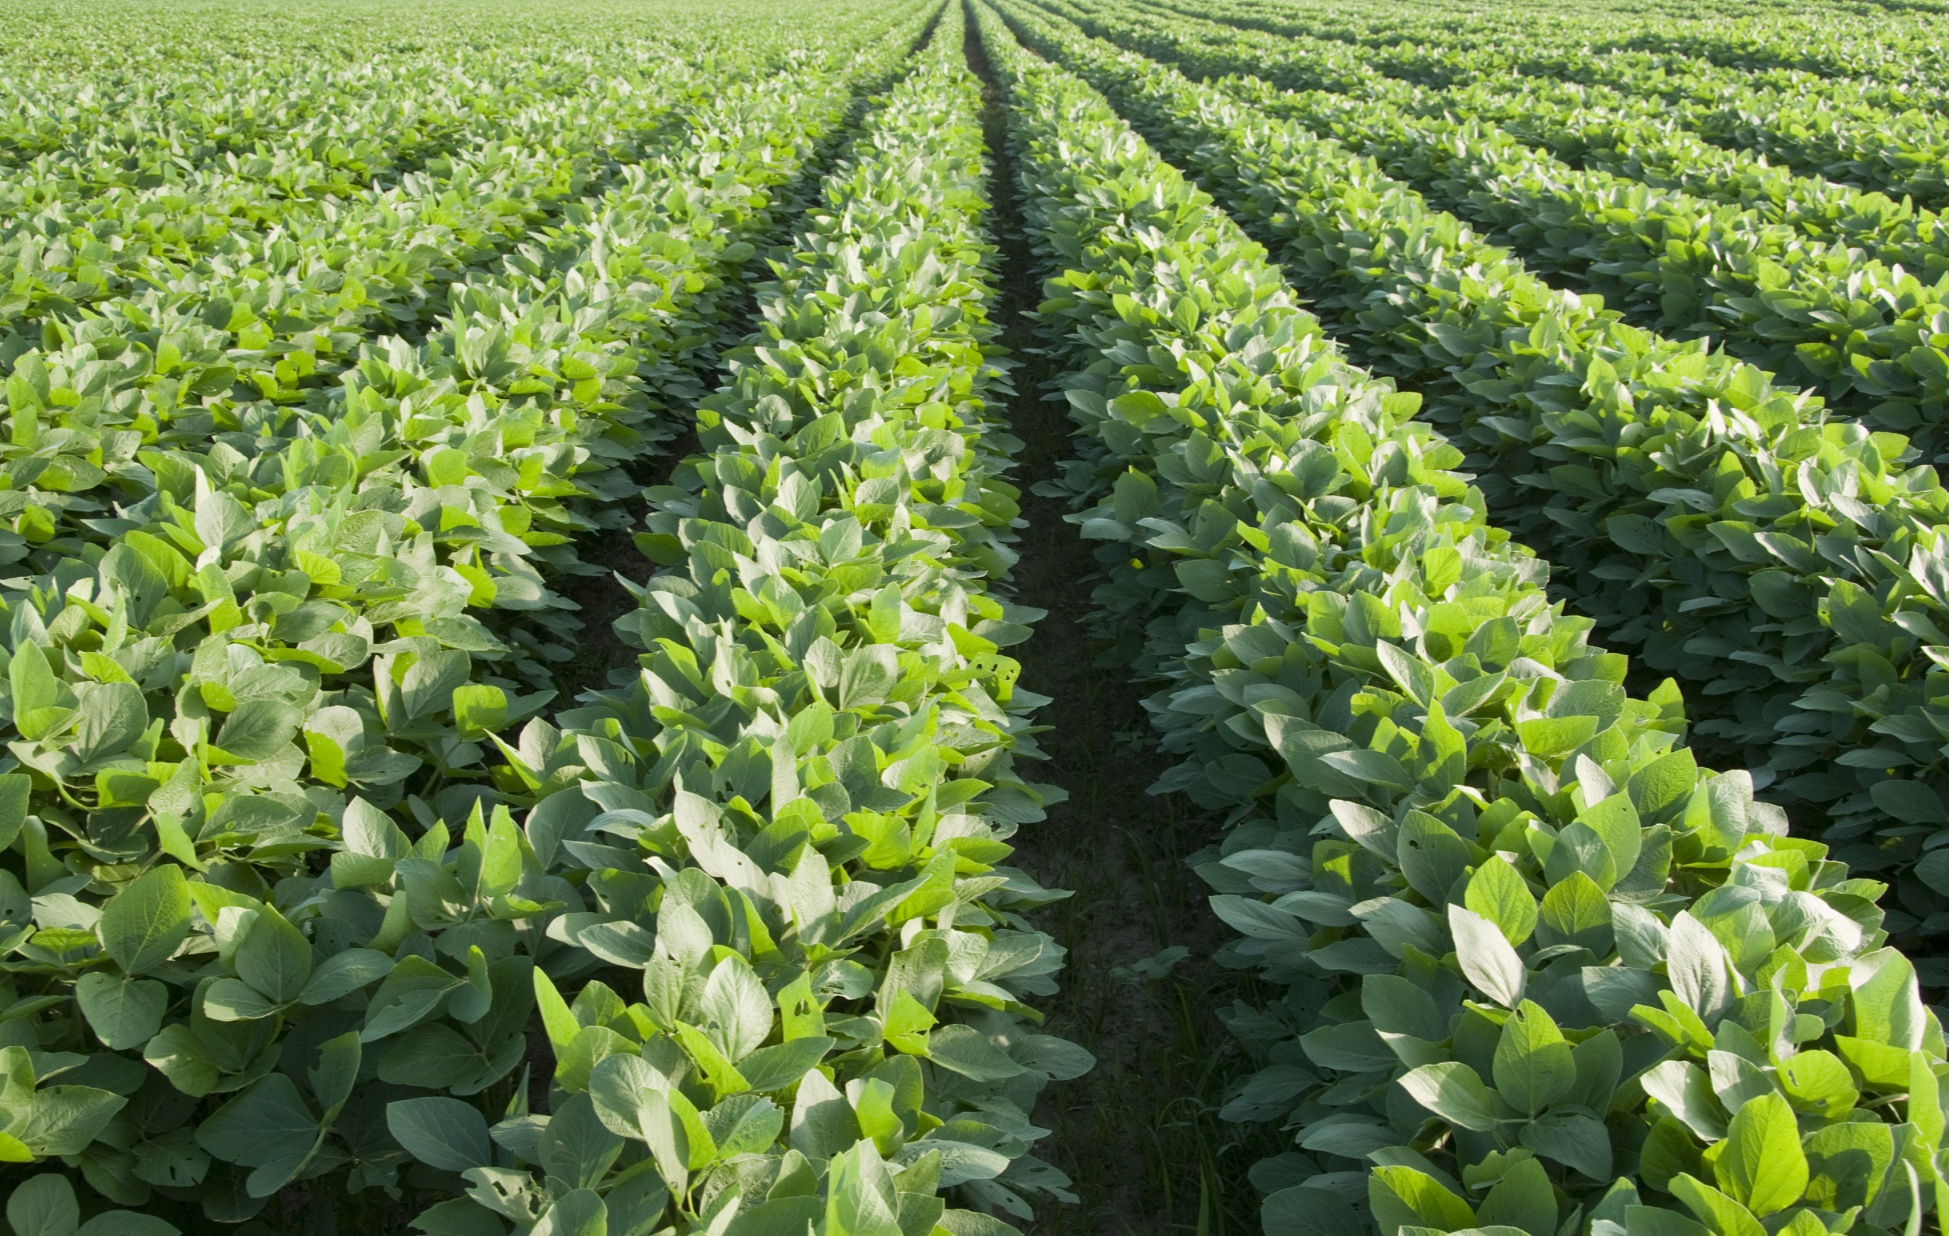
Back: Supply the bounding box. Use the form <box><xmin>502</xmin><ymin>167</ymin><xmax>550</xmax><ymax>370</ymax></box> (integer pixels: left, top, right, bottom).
<box><xmin>545</xmin><ymin>433</ymin><xmax>689</xmax><ymax>706</ymax></box>
<box><xmin>962</xmin><ymin>5</ymin><xmax>1285</xmax><ymax>1232</ymax></box>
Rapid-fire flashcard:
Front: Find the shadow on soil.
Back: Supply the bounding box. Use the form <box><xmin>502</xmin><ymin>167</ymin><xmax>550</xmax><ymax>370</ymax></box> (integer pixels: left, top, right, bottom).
<box><xmin>963</xmin><ymin>6</ymin><xmax>1285</xmax><ymax>1233</ymax></box>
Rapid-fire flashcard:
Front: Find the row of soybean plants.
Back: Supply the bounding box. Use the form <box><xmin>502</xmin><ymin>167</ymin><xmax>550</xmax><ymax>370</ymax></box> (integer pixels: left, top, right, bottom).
<box><xmin>1129</xmin><ymin>0</ymin><xmax>1949</xmax><ymax>243</ymax></box>
<box><xmin>1236</xmin><ymin>0</ymin><xmax>1949</xmax><ymax>378</ymax></box>
<box><xmin>1051</xmin><ymin>0</ymin><xmax>1949</xmax><ymax>458</ymax></box>
<box><xmin>0</xmin><ymin>0</ymin><xmax>847</xmax><ymax>314</ymax></box>
<box><xmin>1028</xmin><ymin>0</ymin><xmax>1949</xmax><ymax>927</ymax></box>
<box><xmin>0</xmin><ymin>51</ymin><xmax>666</xmax><ymax>359</ymax></box>
<box><xmin>975</xmin><ymin>5</ymin><xmax>1949</xmax><ymax>1236</ymax></box>
<box><xmin>1084</xmin><ymin>0</ymin><xmax>1949</xmax><ymax>216</ymax></box>
<box><xmin>378</xmin><ymin>22</ymin><xmax>1093</xmax><ymax>1234</ymax></box>
<box><xmin>1429</xmin><ymin>84</ymin><xmax>1949</xmax><ymax>267</ymax></box>
<box><xmin>0</xmin><ymin>0</ymin><xmax>797</xmax><ymax>147</ymax></box>
<box><xmin>1173</xmin><ymin>0</ymin><xmax>1949</xmax><ymax>243</ymax></box>
<box><xmin>0</xmin><ymin>6</ymin><xmax>954</xmax><ymax>1229</ymax></box>
<box><xmin>0</xmin><ymin>23</ymin><xmax>817</xmax><ymax>569</ymax></box>
<box><xmin>1122</xmin><ymin>0</ymin><xmax>1948</xmax><ymax>117</ymax></box>
<box><xmin>1101</xmin><ymin>0</ymin><xmax>1949</xmax><ymax>217</ymax></box>
<box><xmin>1156</xmin><ymin>0</ymin><xmax>1949</xmax><ymax>105</ymax></box>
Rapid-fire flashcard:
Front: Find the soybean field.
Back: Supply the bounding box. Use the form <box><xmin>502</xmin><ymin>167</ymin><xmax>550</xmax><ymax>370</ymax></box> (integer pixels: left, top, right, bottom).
<box><xmin>3</xmin><ymin>1</ymin><xmax>1948</xmax><ymax>1235</ymax></box>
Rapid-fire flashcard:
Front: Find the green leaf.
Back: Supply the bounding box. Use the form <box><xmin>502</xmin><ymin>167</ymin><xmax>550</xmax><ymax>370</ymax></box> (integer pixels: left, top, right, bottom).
<box><xmin>98</xmin><ymin>866</ymin><xmax>192</xmax><ymax>975</ymax></box>
<box><xmin>1667</xmin><ymin>912</ymin><xmax>1731</xmax><ymax>1020</ymax></box>
<box><xmin>75</xmin><ymin>973</ymin><xmax>168</xmax><ymax>1050</ymax></box>
<box><xmin>1831</xmin><ymin>1034</ymin><xmax>1910</xmax><ymax>1088</ymax></box>
<box><xmin>1802</xmin><ymin>1120</ymin><xmax>1894</xmax><ymax>1211</ymax></box>
<box><xmin>129</xmin><ymin>1126</ymin><xmax>207</xmax><ymax>1190</ymax></box>
<box><xmin>411</xmin><ymin>1200</ymin><xmax>507</xmax><ymax>1236</ymax></box>
<box><xmin>675</xmin><ymin>1020</ymin><xmax>750</xmax><ymax>1104</ymax></box>
<box><xmin>702</xmin><ymin>1093</ymin><xmax>784</xmax><ymax>1159</ymax></box>
<box><xmin>1667</xmin><ymin>1174</ymin><xmax>1765</xmax><ymax>1236</ymax></box>
<box><xmin>451</xmin><ymin>684</ymin><xmax>509</xmax><ymax>740</ymax></box>
<box><xmin>479</xmin><ymin>811</ymin><xmax>523</xmax><ymax>900</ymax></box>
<box><xmin>1575</xmin><ymin>792</ymin><xmax>1641</xmax><ymax>879</ymax></box>
<box><xmin>387</xmin><ymin>1096</ymin><xmax>492</xmax><ymax>1173</ymax></box>
<box><xmin>309</xmin><ymin>1032</ymin><xmax>361</xmax><ymax>1118</ymax></box>
<box><xmin>737</xmin><ymin>1036</ymin><xmax>834</xmax><ymax>1093</ymax></box>
<box><xmin>1263</xmin><ymin>1188</ymin><xmax>1365</xmax><ymax>1236</ymax></box>
<box><xmin>7</xmin><ymin>1173</ymin><xmax>78</xmax><ymax>1236</ymax></box>
<box><xmin>10</xmin><ymin>645</ymin><xmax>64</xmax><ymax>741</ymax></box>
<box><xmin>1641</xmin><ymin>1060</ymin><xmax>1728</xmax><ymax>1142</ymax></box>
<box><xmin>11</xmin><ymin>1086</ymin><xmax>125</xmax><ymax>1156</ymax></box>
<box><xmin>1300</xmin><ymin>1020</ymin><xmax>1395</xmax><ymax>1073</ymax></box>
<box><xmin>212</xmin><ymin>697</ymin><xmax>303</xmax><ymax>761</ymax></box>
<box><xmin>1465</xmin><ymin>857</ymin><xmax>1537</xmax><ymax>947</ymax></box>
<box><xmin>724</xmin><ymin>1198</ymin><xmax>821</xmax><ymax>1236</ymax></box>
<box><xmin>1850</xmin><ymin>949</ymin><xmax>1924</xmax><ymax>1050</ymax></box>
<box><xmin>1517</xmin><ymin>1110</ymin><xmax>1613</xmax><ymax>1181</ymax></box>
<box><xmin>1493</xmin><ymin>1001</ymin><xmax>1574</xmax><ymax>1115</ymax></box>
<box><xmin>202</xmin><ymin>977</ymin><xmax>280</xmax><ymax>1021</ymax></box>
<box><xmin>1627</xmin><ymin>750</ymin><xmax>1699</xmax><ymax>823</ymax></box>
<box><xmin>699</xmin><ymin>956</ymin><xmax>773</xmax><ymax>1062</ymax></box>
<box><xmin>1624</xmin><ymin>1205</ymin><xmax>1712</xmax><ymax>1236</ymax></box>
<box><xmin>1397</xmin><ymin>811</ymin><xmax>1473</xmax><ymax>902</ymax></box>
<box><xmin>74</xmin><ymin>1215</ymin><xmax>177</xmax><ymax>1236</ymax></box>
<box><xmin>1546</xmin><ymin>814</ymin><xmax>1617</xmax><ymax>889</ymax></box>
<box><xmin>74</xmin><ymin>681</ymin><xmax>147</xmax><ymax>762</ymax></box>
<box><xmin>853</xmin><ymin>1077</ymin><xmax>902</xmax><ymax>1154</ymax></box>
<box><xmin>194</xmin><ymin>489</ymin><xmax>254</xmax><ymax>552</ymax></box>
<box><xmin>1777</xmin><ymin>1049</ymin><xmax>1858</xmax><ymax>1119</ymax></box>
<box><xmin>142</xmin><ymin>1024</ymin><xmax>220</xmax><ymax>1097</ymax></box>
<box><xmin>1514</xmin><ymin>715</ymin><xmax>1597</xmax><ymax>759</ymax></box>
<box><xmin>587</xmin><ymin>1055</ymin><xmax>667</xmax><ymax>1138</ymax></box>
<box><xmin>1869</xmin><ymin>780</ymin><xmax>1949</xmax><ymax>826</ymax></box>
<box><xmin>377</xmin><ymin>1025</ymin><xmax>486</xmax><ymax>1092</ymax></box>
<box><xmin>532</xmin><ymin>1189</ymin><xmax>606</xmax><ymax>1236</ymax></box>
<box><xmin>1538</xmin><ymin>871</ymin><xmax>1613</xmax><ymax>955</ymax></box>
<box><xmin>1569</xmin><ymin>1030</ymin><xmax>1623</xmax><ymax>1110</ymax></box>
<box><xmin>1712</xmin><ymin>1092</ymin><xmax>1808</xmax><ymax>1215</ymax></box>
<box><xmin>1477</xmin><ymin>1157</ymin><xmax>1557</xmax><ymax>1236</ymax></box>
<box><xmin>194</xmin><ymin>1074</ymin><xmax>316</xmax><ymax>1170</ymax></box>
<box><xmin>826</xmin><ymin>1141</ymin><xmax>903</xmax><ymax>1236</ymax></box>
<box><xmin>1400</xmin><ymin>1061</ymin><xmax>1501</xmax><ymax>1131</ymax></box>
<box><xmin>362</xmin><ymin>955</ymin><xmax>464</xmax><ymax>1042</ymax></box>
<box><xmin>539</xmin><ymin>1093</ymin><xmax>624</xmax><ymax>1190</ymax></box>
<box><xmin>640</xmin><ymin>1086</ymin><xmax>714</xmax><ymax>1179</ymax></box>
<box><xmin>1448</xmin><ymin>904</ymin><xmax>1525</xmax><ymax>1007</ymax></box>
<box><xmin>1370</xmin><ymin>1166</ymin><xmax>1476</xmax><ymax>1236</ymax></box>
<box><xmin>0</xmin><ymin>774</ymin><xmax>31</xmax><ymax>851</ymax></box>
<box><xmin>236</xmin><ymin>907</ymin><xmax>312</xmax><ymax>1003</ymax></box>
<box><xmin>1362</xmin><ymin>974</ymin><xmax>1446</xmax><ymax>1041</ymax></box>
<box><xmin>836</xmin><ymin>645</ymin><xmax>898</xmax><ymax>710</ymax></box>
<box><xmin>556</xmin><ymin>1025</ymin><xmax>634</xmax><ymax>1094</ymax></box>
<box><xmin>402</xmin><ymin>650</ymin><xmax>470</xmax><ymax>719</ymax></box>
<box><xmin>787</xmin><ymin>1068</ymin><xmax>857</xmax><ymax>1161</ymax></box>
<box><xmin>299</xmin><ymin>948</ymin><xmax>394</xmax><ymax>1005</ymax></box>
<box><xmin>926</xmin><ymin>1024</ymin><xmax>1025</xmax><ymax>1082</ymax></box>
<box><xmin>1322</xmin><ymin>747</ymin><xmax>1414</xmax><ymax>790</ymax></box>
